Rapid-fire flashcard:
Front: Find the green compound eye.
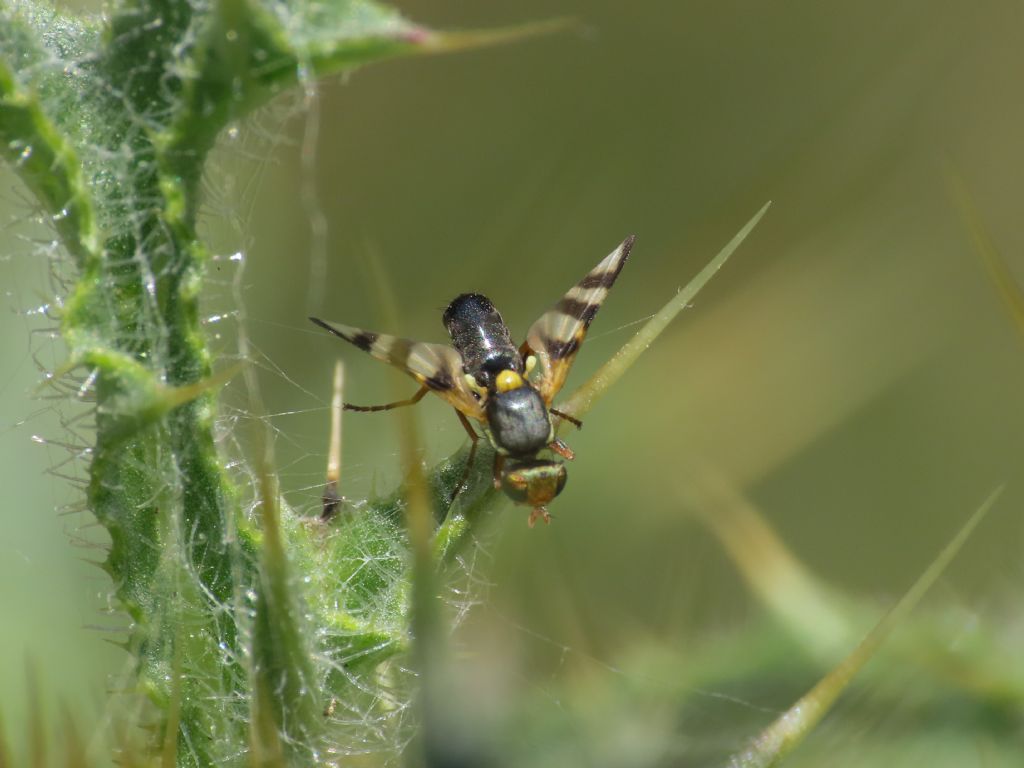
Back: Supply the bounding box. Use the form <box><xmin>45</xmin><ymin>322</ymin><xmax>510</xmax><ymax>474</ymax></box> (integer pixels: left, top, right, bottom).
<box><xmin>500</xmin><ymin>459</ymin><xmax>567</xmax><ymax>506</ymax></box>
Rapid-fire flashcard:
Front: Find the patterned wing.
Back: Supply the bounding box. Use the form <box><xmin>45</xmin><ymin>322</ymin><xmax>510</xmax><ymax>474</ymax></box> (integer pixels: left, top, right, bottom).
<box><xmin>309</xmin><ymin>317</ymin><xmax>484</xmax><ymax>420</ymax></box>
<box><xmin>524</xmin><ymin>236</ymin><xmax>636</xmax><ymax>405</ymax></box>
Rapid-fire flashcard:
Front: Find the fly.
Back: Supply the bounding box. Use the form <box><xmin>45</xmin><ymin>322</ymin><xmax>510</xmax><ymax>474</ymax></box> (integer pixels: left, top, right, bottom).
<box><xmin>310</xmin><ymin>235</ymin><xmax>635</xmax><ymax>526</ymax></box>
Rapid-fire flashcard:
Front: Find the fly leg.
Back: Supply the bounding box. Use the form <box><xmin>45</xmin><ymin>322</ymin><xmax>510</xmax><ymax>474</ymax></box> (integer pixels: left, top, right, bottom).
<box><xmin>451</xmin><ymin>410</ymin><xmax>481</xmax><ymax>503</ymax></box>
<box><xmin>550</xmin><ymin>408</ymin><xmax>582</xmax><ymax>430</ymax></box>
<box><xmin>343</xmin><ymin>385</ymin><xmax>428</xmax><ymax>413</ymax></box>
<box><xmin>492</xmin><ymin>454</ymin><xmax>506</xmax><ymax>490</ymax></box>
<box><xmin>548</xmin><ymin>437</ymin><xmax>575</xmax><ymax>461</ymax></box>
<box><xmin>528</xmin><ymin>507</ymin><xmax>552</xmax><ymax>527</ymax></box>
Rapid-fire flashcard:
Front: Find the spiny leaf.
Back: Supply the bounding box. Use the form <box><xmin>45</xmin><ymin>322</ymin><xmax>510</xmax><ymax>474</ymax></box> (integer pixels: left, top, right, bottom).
<box><xmin>396</xmin><ymin>391</ymin><xmax>445</xmax><ymax>766</ymax></box>
<box><xmin>413</xmin><ymin>18</ymin><xmax>576</xmax><ymax>56</ymax></box>
<box><xmin>26</xmin><ymin>664</ymin><xmax>44</xmax><ymax>768</ymax></box>
<box><xmin>47</xmin><ymin>353</ymin><xmax>243</xmax><ymax>446</ymax></box>
<box><xmin>0</xmin><ymin>0</ymin><xmax>571</xmax><ymax>762</ymax></box>
<box><xmin>161</xmin><ymin>4</ymin><xmax>570</xmax><ymax>199</ymax></box>
<box><xmin>725</xmin><ymin>485</ymin><xmax>1003</xmax><ymax>768</ymax></box>
<box><xmin>160</xmin><ymin>625</ymin><xmax>184</xmax><ymax>768</ymax></box>
<box><xmin>245</xmin><ymin>349</ymin><xmax>323</xmax><ymax>758</ymax></box>
<box><xmin>947</xmin><ymin>174</ymin><xmax>1024</xmax><ymax>344</ymax></box>
<box><xmin>59</xmin><ymin>705</ymin><xmax>87</xmax><ymax>768</ymax></box>
<box><xmin>0</xmin><ymin>57</ymin><xmax>100</xmax><ymax>268</ymax></box>
<box><xmin>250</xmin><ymin>677</ymin><xmax>287</xmax><ymax>768</ymax></box>
<box><xmin>559</xmin><ymin>201</ymin><xmax>771</xmax><ymax>419</ymax></box>
<box><xmin>681</xmin><ymin>465</ymin><xmax>851</xmax><ymax>656</ymax></box>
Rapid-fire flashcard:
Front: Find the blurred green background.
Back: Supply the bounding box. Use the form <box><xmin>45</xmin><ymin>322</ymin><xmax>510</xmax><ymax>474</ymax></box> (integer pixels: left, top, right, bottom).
<box><xmin>3</xmin><ymin>0</ymin><xmax>1023</xmax><ymax>763</ymax></box>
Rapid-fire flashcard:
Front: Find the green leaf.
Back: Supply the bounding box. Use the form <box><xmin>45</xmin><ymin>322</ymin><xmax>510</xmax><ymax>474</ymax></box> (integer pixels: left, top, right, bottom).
<box><xmin>0</xmin><ymin>21</ymin><xmax>101</xmax><ymax>268</ymax></box>
<box><xmin>560</xmin><ymin>201</ymin><xmax>772</xmax><ymax>419</ymax></box>
<box><xmin>682</xmin><ymin>466</ymin><xmax>852</xmax><ymax>657</ymax></box>
<box><xmin>2</xmin><ymin>0</ymin><xmax>563</xmax><ymax>762</ymax></box>
<box><xmin>948</xmin><ymin>174</ymin><xmax>1024</xmax><ymax>345</ymax></box>
<box><xmin>160</xmin><ymin>2</ymin><xmax>571</xmax><ymax>205</ymax></box>
<box><xmin>725</xmin><ymin>486</ymin><xmax>1002</xmax><ymax>768</ymax></box>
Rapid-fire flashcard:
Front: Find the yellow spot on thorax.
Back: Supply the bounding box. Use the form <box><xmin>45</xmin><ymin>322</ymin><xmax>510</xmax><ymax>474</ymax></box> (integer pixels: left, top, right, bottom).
<box><xmin>495</xmin><ymin>369</ymin><xmax>525</xmax><ymax>392</ymax></box>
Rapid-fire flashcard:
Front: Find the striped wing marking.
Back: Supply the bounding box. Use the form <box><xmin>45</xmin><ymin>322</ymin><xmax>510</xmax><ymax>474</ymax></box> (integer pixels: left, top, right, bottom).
<box><xmin>309</xmin><ymin>318</ymin><xmax>484</xmax><ymax>420</ymax></box>
<box><xmin>524</xmin><ymin>235</ymin><xmax>636</xmax><ymax>405</ymax></box>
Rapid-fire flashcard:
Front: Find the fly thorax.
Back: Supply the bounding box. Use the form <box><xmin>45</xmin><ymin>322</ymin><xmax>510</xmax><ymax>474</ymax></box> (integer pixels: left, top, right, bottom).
<box><xmin>485</xmin><ymin>384</ymin><xmax>553</xmax><ymax>457</ymax></box>
<box><xmin>443</xmin><ymin>293</ymin><xmax>521</xmax><ymax>390</ymax></box>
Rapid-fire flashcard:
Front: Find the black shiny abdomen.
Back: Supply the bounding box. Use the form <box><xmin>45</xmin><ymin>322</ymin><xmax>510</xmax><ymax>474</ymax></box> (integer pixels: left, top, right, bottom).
<box><xmin>444</xmin><ymin>293</ymin><xmax>521</xmax><ymax>390</ymax></box>
<box><xmin>485</xmin><ymin>386</ymin><xmax>552</xmax><ymax>457</ymax></box>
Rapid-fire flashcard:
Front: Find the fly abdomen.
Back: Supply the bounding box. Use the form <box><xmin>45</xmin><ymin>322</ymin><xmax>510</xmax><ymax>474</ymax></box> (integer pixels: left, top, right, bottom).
<box><xmin>443</xmin><ymin>293</ymin><xmax>522</xmax><ymax>389</ymax></box>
